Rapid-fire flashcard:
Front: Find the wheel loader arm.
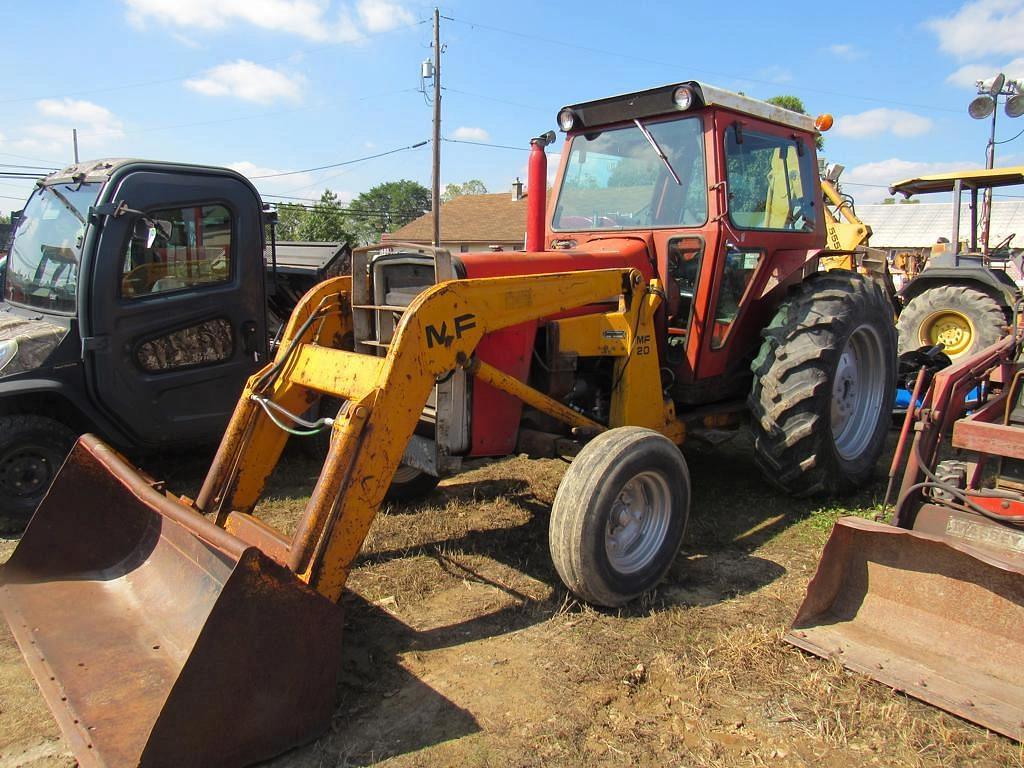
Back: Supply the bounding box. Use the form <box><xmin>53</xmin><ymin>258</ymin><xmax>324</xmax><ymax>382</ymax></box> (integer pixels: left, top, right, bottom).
<box><xmin>821</xmin><ymin>178</ymin><xmax>872</xmax><ymax>253</ymax></box>
<box><xmin>196</xmin><ymin>267</ymin><xmax>667</xmax><ymax>602</ymax></box>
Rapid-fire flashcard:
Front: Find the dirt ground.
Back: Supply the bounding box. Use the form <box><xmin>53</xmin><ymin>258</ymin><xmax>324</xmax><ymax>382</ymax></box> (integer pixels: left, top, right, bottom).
<box><xmin>1</xmin><ymin>434</ymin><xmax>1022</xmax><ymax>768</ymax></box>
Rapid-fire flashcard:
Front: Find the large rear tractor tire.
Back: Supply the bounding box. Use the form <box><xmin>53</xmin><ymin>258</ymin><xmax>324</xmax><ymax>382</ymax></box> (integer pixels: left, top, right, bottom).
<box><xmin>549</xmin><ymin>427</ymin><xmax>690</xmax><ymax>607</ymax></box>
<box><xmin>749</xmin><ymin>272</ymin><xmax>896</xmax><ymax>496</ymax></box>
<box><xmin>896</xmin><ymin>285</ymin><xmax>1006</xmax><ymax>362</ymax></box>
<box><xmin>0</xmin><ymin>415</ymin><xmax>76</xmax><ymax>532</ymax></box>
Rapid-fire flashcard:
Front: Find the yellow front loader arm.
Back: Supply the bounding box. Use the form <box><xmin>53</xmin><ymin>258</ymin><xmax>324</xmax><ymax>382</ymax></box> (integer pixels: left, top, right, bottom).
<box><xmin>197</xmin><ymin>267</ymin><xmax>674</xmax><ymax>601</ymax></box>
<box><xmin>1</xmin><ymin>266</ymin><xmax>677</xmax><ymax>767</ymax></box>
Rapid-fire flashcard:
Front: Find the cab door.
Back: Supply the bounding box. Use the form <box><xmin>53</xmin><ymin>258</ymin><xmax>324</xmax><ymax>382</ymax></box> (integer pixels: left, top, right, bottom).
<box><xmin>84</xmin><ymin>167</ymin><xmax>267</xmax><ymax>446</ymax></box>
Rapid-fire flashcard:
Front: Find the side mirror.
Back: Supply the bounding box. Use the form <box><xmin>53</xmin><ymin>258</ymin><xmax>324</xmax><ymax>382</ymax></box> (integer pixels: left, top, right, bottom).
<box><xmin>133</xmin><ymin>218</ymin><xmax>158</xmax><ymax>249</ymax></box>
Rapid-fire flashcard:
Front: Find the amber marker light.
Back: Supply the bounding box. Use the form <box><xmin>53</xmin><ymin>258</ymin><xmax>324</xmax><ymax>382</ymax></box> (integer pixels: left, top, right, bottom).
<box><xmin>815</xmin><ymin>113</ymin><xmax>834</xmax><ymax>132</ymax></box>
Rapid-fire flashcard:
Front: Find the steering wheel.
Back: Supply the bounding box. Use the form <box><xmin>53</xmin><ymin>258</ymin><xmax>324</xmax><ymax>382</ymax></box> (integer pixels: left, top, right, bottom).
<box><xmin>993</xmin><ymin>232</ymin><xmax>1016</xmax><ymax>251</ymax></box>
<box><xmin>788</xmin><ymin>199</ymin><xmax>814</xmax><ymax>231</ymax></box>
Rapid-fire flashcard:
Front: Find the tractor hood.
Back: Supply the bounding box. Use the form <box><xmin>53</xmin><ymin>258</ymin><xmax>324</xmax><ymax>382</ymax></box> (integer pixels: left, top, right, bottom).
<box><xmin>0</xmin><ymin>307</ymin><xmax>69</xmax><ymax>378</ymax></box>
<box><xmin>456</xmin><ymin>237</ymin><xmax>654</xmax><ymax>280</ymax></box>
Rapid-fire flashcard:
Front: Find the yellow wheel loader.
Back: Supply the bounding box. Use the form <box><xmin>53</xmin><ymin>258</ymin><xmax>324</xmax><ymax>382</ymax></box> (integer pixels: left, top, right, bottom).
<box><xmin>1</xmin><ymin>81</ymin><xmax>899</xmax><ymax>766</ymax></box>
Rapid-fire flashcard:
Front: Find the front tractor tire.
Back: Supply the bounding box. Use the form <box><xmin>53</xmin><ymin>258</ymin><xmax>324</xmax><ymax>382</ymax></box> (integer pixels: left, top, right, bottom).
<box><xmin>896</xmin><ymin>285</ymin><xmax>1006</xmax><ymax>362</ymax></box>
<box><xmin>549</xmin><ymin>427</ymin><xmax>690</xmax><ymax>607</ymax></box>
<box><xmin>385</xmin><ymin>464</ymin><xmax>441</xmax><ymax>503</ymax></box>
<box><xmin>749</xmin><ymin>272</ymin><xmax>896</xmax><ymax>497</ymax></box>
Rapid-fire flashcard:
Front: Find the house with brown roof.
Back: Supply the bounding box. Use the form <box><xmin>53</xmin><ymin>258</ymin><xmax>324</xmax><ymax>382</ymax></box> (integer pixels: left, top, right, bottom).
<box><xmin>382</xmin><ymin>181</ymin><xmax>528</xmax><ymax>252</ymax></box>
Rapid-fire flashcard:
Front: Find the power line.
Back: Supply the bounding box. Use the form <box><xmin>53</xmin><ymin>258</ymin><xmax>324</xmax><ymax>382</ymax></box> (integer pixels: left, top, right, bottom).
<box><xmin>0</xmin><ymin>151</ymin><xmax>62</xmax><ymax>165</ymax></box>
<box><xmin>447</xmin><ymin>16</ymin><xmax>962</xmax><ymax>116</ymax></box>
<box><xmin>249</xmin><ymin>140</ymin><xmax>429</xmax><ymax>179</ymax></box>
<box><xmin>0</xmin><ymin>163</ymin><xmax>58</xmax><ymax>172</ymax></box>
<box><xmin>442</xmin><ymin>86</ymin><xmax>548</xmax><ymax>114</ymax></box>
<box><xmin>442</xmin><ymin>137</ymin><xmax>530</xmax><ymax>151</ymax></box>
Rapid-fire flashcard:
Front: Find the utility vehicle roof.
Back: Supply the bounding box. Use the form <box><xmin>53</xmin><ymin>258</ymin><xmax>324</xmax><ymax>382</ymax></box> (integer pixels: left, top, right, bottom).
<box><xmin>889</xmin><ymin>166</ymin><xmax>1024</xmax><ymax>197</ymax></box>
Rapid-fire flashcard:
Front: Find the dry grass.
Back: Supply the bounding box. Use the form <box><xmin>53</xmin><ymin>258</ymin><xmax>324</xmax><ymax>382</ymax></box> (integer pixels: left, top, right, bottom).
<box><xmin>2</xmin><ymin>437</ymin><xmax>1022</xmax><ymax>767</ymax></box>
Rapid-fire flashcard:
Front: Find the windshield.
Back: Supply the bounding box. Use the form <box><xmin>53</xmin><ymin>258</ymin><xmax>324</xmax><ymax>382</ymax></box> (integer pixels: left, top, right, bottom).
<box><xmin>2</xmin><ymin>183</ymin><xmax>99</xmax><ymax>313</ymax></box>
<box><xmin>552</xmin><ymin>117</ymin><xmax>707</xmax><ymax>231</ymax></box>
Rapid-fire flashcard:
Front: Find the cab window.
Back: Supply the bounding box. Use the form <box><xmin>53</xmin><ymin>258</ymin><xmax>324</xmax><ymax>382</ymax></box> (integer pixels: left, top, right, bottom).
<box><xmin>121</xmin><ymin>204</ymin><xmax>232</xmax><ymax>298</ymax></box>
<box><xmin>724</xmin><ymin>127</ymin><xmax>816</xmax><ymax>232</ymax></box>
<box><xmin>553</xmin><ymin>117</ymin><xmax>707</xmax><ymax>230</ymax></box>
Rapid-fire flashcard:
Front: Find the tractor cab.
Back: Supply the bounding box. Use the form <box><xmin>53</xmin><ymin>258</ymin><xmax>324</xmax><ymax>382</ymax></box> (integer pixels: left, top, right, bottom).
<box><xmin>547</xmin><ymin>81</ymin><xmax>826</xmax><ymax>401</ymax></box>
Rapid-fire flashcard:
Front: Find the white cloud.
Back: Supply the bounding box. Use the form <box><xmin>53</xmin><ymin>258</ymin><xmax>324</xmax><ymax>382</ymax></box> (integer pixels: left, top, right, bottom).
<box><xmin>947</xmin><ymin>57</ymin><xmax>1024</xmax><ymax>88</ymax></box>
<box><xmin>123</xmin><ymin>0</ymin><xmax>414</xmax><ymax>43</ymax></box>
<box><xmin>230</xmin><ymin>159</ymin><xmax>313</xmax><ymax>188</ymax></box>
<box><xmin>356</xmin><ymin>0</ymin><xmax>414</xmax><ymax>32</ymax></box>
<box><xmin>185</xmin><ymin>61</ymin><xmax>305</xmax><ymax>104</ymax></box>
<box><xmin>36</xmin><ymin>98</ymin><xmax>124</xmax><ymax>138</ymax></box>
<box><xmin>452</xmin><ymin>126</ymin><xmax>490</xmax><ymax>142</ymax></box>
<box><xmin>0</xmin><ymin>99</ymin><xmax>124</xmax><ymax>157</ymax></box>
<box><xmin>927</xmin><ymin>0</ymin><xmax>1024</xmax><ymax>59</ymax></box>
<box><xmin>827</xmin><ymin>43</ymin><xmax>865</xmax><ymax>61</ymax></box>
<box><xmin>833</xmin><ymin>108</ymin><xmax>933</xmax><ymax>139</ymax></box>
<box><xmin>844</xmin><ymin>158</ymin><xmax>975</xmax><ymax>202</ymax></box>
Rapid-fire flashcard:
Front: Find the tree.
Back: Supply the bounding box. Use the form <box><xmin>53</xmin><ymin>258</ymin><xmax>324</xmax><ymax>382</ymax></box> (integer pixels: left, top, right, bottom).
<box><xmin>349</xmin><ymin>180</ymin><xmax>430</xmax><ymax>245</ymax></box>
<box><xmin>274</xmin><ymin>202</ymin><xmax>307</xmax><ymax>240</ymax></box>
<box><xmin>441</xmin><ymin>179</ymin><xmax>488</xmax><ymax>202</ymax></box>
<box><xmin>298</xmin><ymin>190</ymin><xmax>356</xmax><ymax>243</ymax></box>
<box><xmin>767</xmin><ymin>95</ymin><xmax>824</xmax><ymax>150</ymax></box>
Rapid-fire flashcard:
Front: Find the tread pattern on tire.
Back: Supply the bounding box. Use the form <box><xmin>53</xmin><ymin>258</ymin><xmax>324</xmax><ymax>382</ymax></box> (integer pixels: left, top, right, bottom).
<box><xmin>549</xmin><ymin>426</ymin><xmax>689</xmax><ymax>607</ymax></box>
<box><xmin>896</xmin><ymin>284</ymin><xmax>1006</xmax><ymax>359</ymax></box>
<box><xmin>748</xmin><ymin>271</ymin><xmax>896</xmax><ymax>497</ymax></box>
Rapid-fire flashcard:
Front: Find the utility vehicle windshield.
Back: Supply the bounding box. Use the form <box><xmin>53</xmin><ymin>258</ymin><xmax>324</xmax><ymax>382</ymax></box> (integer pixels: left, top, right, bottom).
<box><xmin>552</xmin><ymin>117</ymin><xmax>707</xmax><ymax>231</ymax></box>
<box><xmin>2</xmin><ymin>182</ymin><xmax>99</xmax><ymax>313</ymax></box>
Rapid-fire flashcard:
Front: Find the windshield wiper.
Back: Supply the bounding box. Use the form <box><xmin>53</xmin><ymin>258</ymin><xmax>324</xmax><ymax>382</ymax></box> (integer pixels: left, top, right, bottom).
<box><xmin>36</xmin><ymin>182</ymin><xmax>86</xmax><ymax>225</ymax></box>
<box><xmin>633</xmin><ymin>119</ymin><xmax>681</xmax><ymax>186</ymax></box>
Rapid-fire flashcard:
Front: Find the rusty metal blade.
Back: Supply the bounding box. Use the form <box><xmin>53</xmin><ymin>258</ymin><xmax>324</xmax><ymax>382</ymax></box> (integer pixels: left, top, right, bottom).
<box><xmin>786</xmin><ymin>516</ymin><xmax>1024</xmax><ymax>741</ymax></box>
<box><xmin>0</xmin><ymin>436</ymin><xmax>345</xmax><ymax>767</ymax></box>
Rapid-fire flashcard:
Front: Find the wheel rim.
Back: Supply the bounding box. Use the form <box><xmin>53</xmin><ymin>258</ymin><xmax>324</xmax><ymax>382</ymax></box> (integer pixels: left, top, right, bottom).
<box><xmin>830</xmin><ymin>323</ymin><xmax>888</xmax><ymax>462</ymax></box>
<box><xmin>920</xmin><ymin>310</ymin><xmax>974</xmax><ymax>358</ymax></box>
<box><xmin>392</xmin><ymin>464</ymin><xmax>421</xmax><ymax>484</ymax></box>
<box><xmin>0</xmin><ymin>445</ymin><xmax>57</xmax><ymax>500</ymax></box>
<box><xmin>604</xmin><ymin>471</ymin><xmax>672</xmax><ymax>575</ymax></box>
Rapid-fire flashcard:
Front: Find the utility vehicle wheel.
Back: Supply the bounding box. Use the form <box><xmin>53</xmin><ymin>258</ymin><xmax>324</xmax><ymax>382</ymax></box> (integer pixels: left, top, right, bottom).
<box><xmin>385</xmin><ymin>464</ymin><xmax>441</xmax><ymax>503</ymax></box>
<box><xmin>896</xmin><ymin>285</ymin><xmax>1005</xmax><ymax>362</ymax></box>
<box><xmin>0</xmin><ymin>415</ymin><xmax>76</xmax><ymax>531</ymax></box>
<box><xmin>549</xmin><ymin>427</ymin><xmax>690</xmax><ymax>607</ymax></box>
<box><xmin>749</xmin><ymin>272</ymin><xmax>896</xmax><ymax>496</ymax></box>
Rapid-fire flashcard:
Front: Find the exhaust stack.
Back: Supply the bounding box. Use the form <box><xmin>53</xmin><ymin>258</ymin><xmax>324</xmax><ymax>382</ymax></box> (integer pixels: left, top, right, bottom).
<box><xmin>527</xmin><ymin>131</ymin><xmax>556</xmax><ymax>251</ymax></box>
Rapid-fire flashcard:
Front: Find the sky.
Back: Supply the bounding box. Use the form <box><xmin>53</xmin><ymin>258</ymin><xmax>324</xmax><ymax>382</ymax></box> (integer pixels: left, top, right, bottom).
<box><xmin>1</xmin><ymin>0</ymin><xmax>1023</xmax><ymax>217</ymax></box>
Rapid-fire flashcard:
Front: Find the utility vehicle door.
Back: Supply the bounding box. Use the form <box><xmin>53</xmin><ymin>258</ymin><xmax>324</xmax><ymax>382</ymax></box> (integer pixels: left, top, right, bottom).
<box><xmin>84</xmin><ymin>168</ymin><xmax>267</xmax><ymax>446</ymax></box>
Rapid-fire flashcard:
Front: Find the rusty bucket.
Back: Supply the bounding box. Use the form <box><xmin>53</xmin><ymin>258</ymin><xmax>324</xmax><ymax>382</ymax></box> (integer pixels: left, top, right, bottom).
<box><xmin>0</xmin><ymin>436</ymin><xmax>344</xmax><ymax>767</ymax></box>
<box><xmin>786</xmin><ymin>516</ymin><xmax>1024</xmax><ymax>741</ymax></box>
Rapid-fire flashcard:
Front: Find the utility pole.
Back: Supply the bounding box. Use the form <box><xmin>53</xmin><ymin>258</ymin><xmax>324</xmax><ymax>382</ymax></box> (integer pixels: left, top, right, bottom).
<box><xmin>72</xmin><ymin>129</ymin><xmax>79</xmax><ymax>164</ymax></box>
<box><xmin>431</xmin><ymin>7</ymin><xmax>441</xmax><ymax>248</ymax></box>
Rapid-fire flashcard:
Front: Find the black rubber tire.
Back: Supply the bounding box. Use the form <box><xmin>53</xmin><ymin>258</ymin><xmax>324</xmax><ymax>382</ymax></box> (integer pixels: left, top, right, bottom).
<box><xmin>749</xmin><ymin>271</ymin><xmax>896</xmax><ymax>497</ymax></box>
<box><xmin>896</xmin><ymin>285</ymin><xmax>1006</xmax><ymax>362</ymax></box>
<box><xmin>549</xmin><ymin>427</ymin><xmax>690</xmax><ymax>607</ymax></box>
<box><xmin>0</xmin><ymin>415</ymin><xmax>76</xmax><ymax>531</ymax></box>
<box><xmin>384</xmin><ymin>464</ymin><xmax>441</xmax><ymax>503</ymax></box>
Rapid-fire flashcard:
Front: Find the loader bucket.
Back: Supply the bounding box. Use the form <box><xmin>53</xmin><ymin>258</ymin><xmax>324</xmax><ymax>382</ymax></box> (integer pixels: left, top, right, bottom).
<box><xmin>786</xmin><ymin>516</ymin><xmax>1024</xmax><ymax>741</ymax></box>
<box><xmin>0</xmin><ymin>435</ymin><xmax>345</xmax><ymax>767</ymax></box>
